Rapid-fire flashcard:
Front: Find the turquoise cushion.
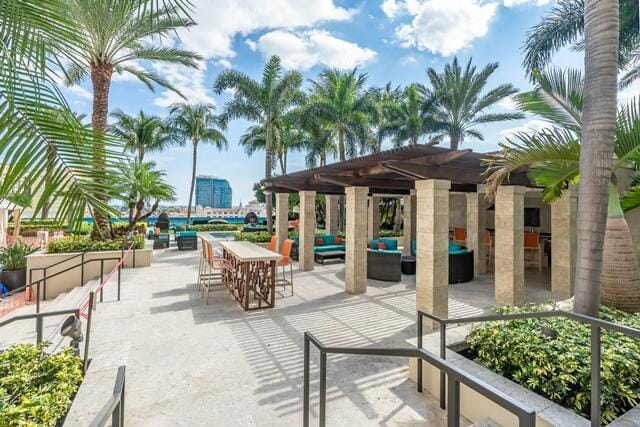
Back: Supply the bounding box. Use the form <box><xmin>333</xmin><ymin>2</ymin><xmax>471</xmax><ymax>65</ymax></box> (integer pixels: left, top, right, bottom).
<box><xmin>449</xmin><ymin>249</ymin><xmax>468</xmax><ymax>255</ymax></box>
<box><xmin>324</xmin><ymin>234</ymin><xmax>336</xmax><ymax>245</ymax></box>
<box><xmin>314</xmin><ymin>245</ymin><xmax>345</xmax><ymax>253</ymax></box>
<box><xmin>411</xmin><ymin>240</ymin><xmax>416</xmax><ymax>256</ymax></box>
<box><xmin>368</xmin><ymin>239</ymin><xmax>379</xmax><ymax>250</ymax></box>
<box><xmin>448</xmin><ymin>243</ymin><xmax>462</xmax><ymax>252</ymax></box>
<box><xmin>178</xmin><ymin>231</ymin><xmax>197</xmax><ymax>237</ymax></box>
<box><xmin>379</xmin><ymin>249</ymin><xmax>402</xmax><ymax>254</ymax></box>
<box><xmin>380</xmin><ymin>238</ymin><xmax>398</xmax><ymax>251</ymax></box>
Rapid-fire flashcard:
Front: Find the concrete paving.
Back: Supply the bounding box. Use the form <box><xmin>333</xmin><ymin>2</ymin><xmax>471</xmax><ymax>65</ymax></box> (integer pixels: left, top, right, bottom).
<box><xmin>89</xmin><ymin>245</ymin><xmax>554</xmax><ymax>426</ymax></box>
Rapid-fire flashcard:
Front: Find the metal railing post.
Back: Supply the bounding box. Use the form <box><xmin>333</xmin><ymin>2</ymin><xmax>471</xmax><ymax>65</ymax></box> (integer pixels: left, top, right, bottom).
<box><xmin>447</xmin><ymin>376</ymin><xmax>460</xmax><ymax>427</ymax></box>
<box><xmin>303</xmin><ymin>334</ymin><xmax>310</xmax><ymax>427</ymax></box>
<box><xmin>100</xmin><ymin>260</ymin><xmax>104</xmax><ymax>302</ymax></box>
<box><xmin>117</xmin><ymin>258</ymin><xmax>122</xmax><ymax>302</ymax></box>
<box><xmin>133</xmin><ymin>246</ymin><xmax>136</xmax><ymax>268</ymax></box>
<box><xmin>440</xmin><ymin>321</ymin><xmax>447</xmax><ymax>410</ymax></box>
<box><xmin>417</xmin><ymin>312</ymin><xmax>423</xmax><ymax>393</ymax></box>
<box><xmin>43</xmin><ymin>272</ymin><xmax>47</xmax><ymax>300</ymax></box>
<box><xmin>590</xmin><ymin>324</ymin><xmax>601</xmax><ymax>427</ymax></box>
<box><xmin>319</xmin><ymin>350</ymin><xmax>327</xmax><ymax>427</ymax></box>
<box><xmin>81</xmin><ymin>253</ymin><xmax>85</xmax><ymax>286</ymax></box>
<box><xmin>83</xmin><ymin>292</ymin><xmax>95</xmax><ymax>374</ymax></box>
<box><xmin>35</xmin><ymin>282</ymin><xmax>40</xmax><ymax>313</ymax></box>
<box><xmin>36</xmin><ymin>315</ymin><xmax>43</xmax><ymax>344</ymax></box>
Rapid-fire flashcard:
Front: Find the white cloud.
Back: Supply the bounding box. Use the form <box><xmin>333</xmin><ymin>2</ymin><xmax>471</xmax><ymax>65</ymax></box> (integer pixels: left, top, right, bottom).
<box><xmin>393</xmin><ymin>0</ymin><xmax>498</xmax><ymax>56</ymax></box>
<box><xmin>503</xmin><ymin>0</ymin><xmax>550</xmax><ymax>6</ymax></box>
<box><xmin>618</xmin><ymin>79</ymin><xmax>640</xmax><ymax>106</ymax></box>
<box><xmin>176</xmin><ymin>0</ymin><xmax>356</xmax><ymax>59</ymax></box>
<box><xmin>253</xmin><ymin>30</ymin><xmax>377</xmax><ymax>70</ymax></box>
<box><xmin>152</xmin><ymin>61</ymin><xmax>214</xmax><ymax>108</ymax></box>
<box><xmin>51</xmin><ymin>74</ymin><xmax>92</xmax><ymax>101</ymax></box>
<box><xmin>499</xmin><ymin>119</ymin><xmax>551</xmax><ymax>139</ymax></box>
<box><xmin>400</xmin><ymin>55</ymin><xmax>418</xmax><ymax>65</ymax></box>
<box><xmin>215</xmin><ymin>59</ymin><xmax>233</xmax><ymax>69</ymax></box>
<box><xmin>497</xmin><ymin>96</ymin><xmax>519</xmax><ymax>111</ymax></box>
<box><xmin>381</xmin><ymin>0</ymin><xmax>405</xmax><ymax>18</ymax></box>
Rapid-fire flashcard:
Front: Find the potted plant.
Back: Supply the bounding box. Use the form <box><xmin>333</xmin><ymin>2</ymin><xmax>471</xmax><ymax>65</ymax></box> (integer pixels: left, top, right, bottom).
<box><xmin>0</xmin><ymin>242</ymin><xmax>37</xmax><ymax>291</ymax></box>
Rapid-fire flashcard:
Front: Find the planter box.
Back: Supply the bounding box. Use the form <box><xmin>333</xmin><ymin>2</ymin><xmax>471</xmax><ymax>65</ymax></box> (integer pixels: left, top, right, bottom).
<box><xmin>26</xmin><ymin>248</ymin><xmax>152</xmax><ymax>300</ymax></box>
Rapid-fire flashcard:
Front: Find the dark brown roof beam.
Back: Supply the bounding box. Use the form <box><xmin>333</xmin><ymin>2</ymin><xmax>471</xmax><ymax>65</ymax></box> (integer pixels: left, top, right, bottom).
<box><xmin>314</xmin><ymin>174</ymin><xmax>415</xmax><ymax>190</ymax></box>
<box><xmin>421</xmin><ymin>149</ymin><xmax>472</xmax><ymax>165</ymax></box>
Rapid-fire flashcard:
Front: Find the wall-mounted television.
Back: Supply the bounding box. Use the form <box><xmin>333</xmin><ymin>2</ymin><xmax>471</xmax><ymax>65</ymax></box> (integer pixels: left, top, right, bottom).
<box><xmin>524</xmin><ymin>208</ymin><xmax>540</xmax><ymax>228</ymax></box>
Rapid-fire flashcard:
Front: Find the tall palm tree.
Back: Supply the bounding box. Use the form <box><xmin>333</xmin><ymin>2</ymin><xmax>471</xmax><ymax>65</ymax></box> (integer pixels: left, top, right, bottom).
<box><xmin>485</xmin><ymin>68</ymin><xmax>639</xmax><ymax>313</ymax></box>
<box><xmin>390</xmin><ymin>83</ymin><xmax>438</xmax><ymax>147</ymax></box>
<box><xmin>167</xmin><ymin>103</ymin><xmax>228</xmax><ymax>224</ymax></box>
<box><xmin>306</xmin><ymin>68</ymin><xmax>374</xmax><ymax>161</ymax></box>
<box><xmin>239</xmin><ymin>111</ymin><xmax>306</xmax><ymax>175</ymax></box>
<box><xmin>213</xmin><ymin>55</ymin><xmax>303</xmax><ymax>232</ymax></box>
<box><xmin>110</xmin><ymin>110</ymin><xmax>172</xmax><ymax>163</ymax></box>
<box><xmin>368</xmin><ymin>83</ymin><xmax>402</xmax><ymax>152</ymax></box>
<box><xmin>523</xmin><ymin>0</ymin><xmax>638</xmax><ymax>82</ymax></box>
<box><xmin>302</xmin><ymin>118</ymin><xmax>337</xmax><ymax>168</ymax></box>
<box><xmin>427</xmin><ymin>57</ymin><xmax>523</xmax><ymax>150</ymax></box>
<box><xmin>59</xmin><ymin>0</ymin><xmax>200</xmax><ymax>237</ymax></box>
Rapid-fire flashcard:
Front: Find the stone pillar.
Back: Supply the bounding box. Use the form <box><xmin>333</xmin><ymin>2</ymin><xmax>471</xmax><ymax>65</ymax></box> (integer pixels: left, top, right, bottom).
<box><xmin>367</xmin><ymin>196</ymin><xmax>380</xmax><ymax>240</ymax></box>
<box><xmin>551</xmin><ymin>186</ymin><xmax>578</xmax><ymax>298</ymax></box>
<box><xmin>416</xmin><ymin>180</ymin><xmax>450</xmax><ymax>329</ymax></box>
<box><xmin>495</xmin><ymin>186</ymin><xmax>526</xmax><ymax>306</ymax></box>
<box><xmin>299</xmin><ymin>191</ymin><xmax>316</xmax><ymax>271</ymax></box>
<box><xmin>345</xmin><ymin>186</ymin><xmax>368</xmax><ymax>294</ymax></box>
<box><xmin>275</xmin><ymin>193</ymin><xmax>289</xmax><ymax>252</ymax></box>
<box><xmin>466</xmin><ymin>186</ymin><xmax>487</xmax><ymax>276</ymax></box>
<box><xmin>402</xmin><ymin>191</ymin><xmax>417</xmax><ymax>256</ymax></box>
<box><xmin>325</xmin><ymin>195</ymin><xmax>339</xmax><ymax>235</ymax></box>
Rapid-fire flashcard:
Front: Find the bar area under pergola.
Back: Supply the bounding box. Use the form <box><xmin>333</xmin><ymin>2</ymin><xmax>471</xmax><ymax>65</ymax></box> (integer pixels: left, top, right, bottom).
<box><xmin>265</xmin><ymin>144</ymin><xmax>577</xmax><ymax>324</ymax></box>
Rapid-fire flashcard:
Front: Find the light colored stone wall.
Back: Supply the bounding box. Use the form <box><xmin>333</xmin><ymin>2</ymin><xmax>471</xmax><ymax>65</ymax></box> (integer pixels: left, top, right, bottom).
<box><xmin>495</xmin><ymin>185</ymin><xmax>525</xmax><ymax>306</ymax></box>
<box><xmin>416</xmin><ymin>179</ymin><xmax>450</xmax><ymax>329</ymax></box>
<box><xmin>299</xmin><ymin>191</ymin><xmax>316</xmax><ymax>271</ymax></box>
<box><xmin>345</xmin><ymin>186</ymin><xmax>368</xmax><ymax>294</ymax></box>
<box><xmin>466</xmin><ymin>188</ymin><xmax>487</xmax><ymax>276</ymax></box>
<box><xmin>367</xmin><ymin>196</ymin><xmax>380</xmax><ymax>239</ymax></box>
<box><xmin>325</xmin><ymin>194</ymin><xmax>339</xmax><ymax>235</ymax></box>
<box><xmin>449</xmin><ymin>193</ymin><xmax>467</xmax><ymax>228</ymax></box>
<box><xmin>275</xmin><ymin>193</ymin><xmax>289</xmax><ymax>252</ymax></box>
<box><xmin>551</xmin><ymin>187</ymin><xmax>577</xmax><ymax>298</ymax></box>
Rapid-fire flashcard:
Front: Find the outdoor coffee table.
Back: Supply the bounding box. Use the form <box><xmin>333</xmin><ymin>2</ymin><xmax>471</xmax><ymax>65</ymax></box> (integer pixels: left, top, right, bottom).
<box><xmin>314</xmin><ymin>250</ymin><xmax>345</xmax><ymax>264</ymax></box>
<box><xmin>401</xmin><ymin>256</ymin><xmax>416</xmax><ymax>275</ymax></box>
<box><xmin>219</xmin><ymin>241</ymin><xmax>282</xmax><ymax>311</ymax></box>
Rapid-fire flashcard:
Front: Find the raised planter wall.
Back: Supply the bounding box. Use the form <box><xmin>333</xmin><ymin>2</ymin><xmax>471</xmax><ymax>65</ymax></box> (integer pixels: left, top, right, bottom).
<box><xmin>26</xmin><ymin>248</ymin><xmax>152</xmax><ymax>300</ymax></box>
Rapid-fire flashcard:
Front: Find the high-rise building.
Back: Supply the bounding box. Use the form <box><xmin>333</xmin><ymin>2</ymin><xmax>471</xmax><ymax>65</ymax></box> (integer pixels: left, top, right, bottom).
<box><xmin>195</xmin><ymin>176</ymin><xmax>232</xmax><ymax>208</ymax></box>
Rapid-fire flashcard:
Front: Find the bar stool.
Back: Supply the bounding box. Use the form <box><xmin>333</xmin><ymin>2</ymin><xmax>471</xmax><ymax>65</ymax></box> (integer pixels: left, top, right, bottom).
<box><xmin>267</xmin><ymin>235</ymin><xmax>278</xmax><ymax>252</ymax></box>
<box><xmin>275</xmin><ymin>239</ymin><xmax>294</xmax><ymax>296</ymax></box>
<box><xmin>202</xmin><ymin>240</ymin><xmax>233</xmax><ymax>304</ymax></box>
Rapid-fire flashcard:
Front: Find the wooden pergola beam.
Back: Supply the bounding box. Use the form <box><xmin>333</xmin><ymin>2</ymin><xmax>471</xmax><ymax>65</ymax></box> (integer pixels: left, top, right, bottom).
<box><xmin>422</xmin><ymin>149</ymin><xmax>472</xmax><ymax>165</ymax></box>
<box><xmin>314</xmin><ymin>173</ymin><xmax>414</xmax><ymax>189</ymax></box>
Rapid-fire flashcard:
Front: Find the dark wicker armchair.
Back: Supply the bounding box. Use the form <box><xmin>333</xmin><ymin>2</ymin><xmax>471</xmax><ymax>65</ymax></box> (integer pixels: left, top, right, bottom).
<box><xmin>367</xmin><ymin>250</ymin><xmax>402</xmax><ymax>282</ymax></box>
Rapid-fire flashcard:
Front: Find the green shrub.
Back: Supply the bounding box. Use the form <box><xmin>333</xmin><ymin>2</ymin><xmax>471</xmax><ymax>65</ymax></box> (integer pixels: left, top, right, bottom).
<box><xmin>112</xmin><ymin>222</ymin><xmax>147</xmax><ymax>236</ymax></box>
<box><xmin>379</xmin><ymin>230</ymin><xmax>403</xmax><ymax>238</ymax></box>
<box><xmin>190</xmin><ymin>224</ymin><xmax>241</xmax><ymax>232</ymax></box>
<box><xmin>47</xmin><ymin>235</ymin><xmax>145</xmax><ymax>254</ymax></box>
<box><xmin>0</xmin><ymin>242</ymin><xmax>37</xmax><ymax>270</ymax></box>
<box><xmin>234</xmin><ymin>231</ymin><xmax>272</xmax><ymax>243</ymax></box>
<box><xmin>466</xmin><ymin>303</ymin><xmax>640</xmax><ymax>423</ymax></box>
<box><xmin>0</xmin><ymin>343</ymin><xmax>83</xmax><ymax>426</ymax></box>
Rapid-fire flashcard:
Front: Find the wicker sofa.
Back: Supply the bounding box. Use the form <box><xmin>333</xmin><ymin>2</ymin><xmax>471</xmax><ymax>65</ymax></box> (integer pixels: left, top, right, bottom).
<box><xmin>176</xmin><ymin>231</ymin><xmax>198</xmax><ymax>251</ymax></box>
<box><xmin>367</xmin><ymin>249</ymin><xmax>402</xmax><ymax>281</ymax></box>
<box><xmin>412</xmin><ymin>240</ymin><xmax>474</xmax><ymax>284</ymax></box>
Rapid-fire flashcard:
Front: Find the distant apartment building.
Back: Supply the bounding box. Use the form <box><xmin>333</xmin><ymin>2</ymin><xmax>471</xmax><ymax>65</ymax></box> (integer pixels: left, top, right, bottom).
<box><xmin>195</xmin><ymin>176</ymin><xmax>232</xmax><ymax>208</ymax></box>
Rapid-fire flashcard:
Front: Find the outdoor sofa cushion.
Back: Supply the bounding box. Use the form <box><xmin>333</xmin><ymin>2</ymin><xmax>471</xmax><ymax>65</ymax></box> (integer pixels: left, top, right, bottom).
<box><xmin>314</xmin><ymin>244</ymin><xmax>346</xmax><ymax>253</ymax></box>
<box><xmin>177</xmin><ymin>231</ymin><xmax>197</xmax><ymax>237</ymax></box>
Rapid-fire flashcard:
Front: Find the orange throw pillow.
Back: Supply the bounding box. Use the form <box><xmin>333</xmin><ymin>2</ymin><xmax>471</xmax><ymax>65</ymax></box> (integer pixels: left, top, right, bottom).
<box><xmin>377</xmin><ymin>241</ymin><xmax>387</xmax><ymax>250</ymax></box>
<box><xmin>367</xmin><ymin>242</ymin><xmax>371</xmax><ymax>248</ymax></box>
<box><xmin>333</xmin><ymin>236</ymin><xmax>342</xmax><ymax>244</ymax></box>
<box><xmin>315</xmin><ymin>237</ymin><xmax>325</xmax><ymax>246</ymax></box>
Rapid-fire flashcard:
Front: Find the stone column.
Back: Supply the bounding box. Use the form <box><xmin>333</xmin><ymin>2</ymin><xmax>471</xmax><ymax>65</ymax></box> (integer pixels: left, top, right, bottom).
<box><xmin>416</xmin><ymin>179</ymin><xmax>451</xmax><ymax>329</ymax></box>
<box><xmin>466</xmin><ymin>186</ymin><xmax>487</xmax><ymax>276</ymax></box>
<box><xmin>345</xmin><ymin>186</ymin><xmax>368</xmax><ymax>294</ymax></box>
<box><xmin>325</xmin><ymin>195</ymin><xmax>339</xmax><ymax>235</ymax></box>
<box><xmin>299</xmin><ymin>191</ymin><xmax>317</xmax><ymax>271</ymax></box>
<box><xmin>551</xmin><ymin>186</ymin><xmax>578</xmax><ymax>298</ymax></box>
<box><xmin>275</xmin><ymin>193</ymin><xmax>289</xmax><ymax>252</ymax></box>
<box><xmin>402</xmin><ymin>191</ymin><xmax>417</xmax><ymax>256</ymax></box>
<box><xmin>495</xmin><ymin>186</ymin><xmax>526</xmax><ymax>306</ymax></box>
<box><xmin>367</xmin><ymin>196</ymin><xmax>380</xmax><ymax>240</ymax></box>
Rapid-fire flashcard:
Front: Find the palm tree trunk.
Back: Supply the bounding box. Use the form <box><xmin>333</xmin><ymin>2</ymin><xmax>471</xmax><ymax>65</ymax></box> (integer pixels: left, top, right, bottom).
<box><xmin>573</xmin><ymin>0</ymin><xmax>619</xmax><ymax>316</ymax></box>
<box><xmin>187</xmin><ymin>140</ymin><xmax>198</xmax><ymax>225</ymax></box>
<box><xmin>265</xmin><ymin>121</ymin><xmax>274</xmax><ymax>233</ymax></box>
<box><xmin>138</xmin><ymin>147</ymin><xmax>145</xmax><ymax>163</ymax></box>
<box><xmin>338</xmin><ymin>125</ymin><xmax>345</xmax><ymax>161</ymax></box>
<box><xmin>90</xmin><ymin>63</ymin><xmax>113</xmax><ymax>239</ymax></box>
<box><xmin>449</xmin><ymin>133</ymin><xmax>460</xmax><ymax>150</ymax></box>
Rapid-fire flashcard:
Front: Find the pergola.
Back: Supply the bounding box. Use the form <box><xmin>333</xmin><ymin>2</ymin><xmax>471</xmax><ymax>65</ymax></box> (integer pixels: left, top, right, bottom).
<box><xmin>265</xmin><ymin>144</ymin><xmax>577</xmax><ymax>320</ymax></box>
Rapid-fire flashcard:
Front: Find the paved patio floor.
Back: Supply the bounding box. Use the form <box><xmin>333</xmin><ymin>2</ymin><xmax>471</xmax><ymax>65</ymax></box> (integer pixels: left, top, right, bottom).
<box><xmin>90</xmin><ymin>245</ymin><xmax>554</xmax><ymax>426</ymax></box>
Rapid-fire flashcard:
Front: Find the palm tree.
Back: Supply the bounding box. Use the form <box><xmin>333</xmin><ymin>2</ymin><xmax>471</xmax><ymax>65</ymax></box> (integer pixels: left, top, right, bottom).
<box><xmin>58</xmin><ymin>0</ymin><xmax>200</xmax><ymax>237</ymax></box>
<box><xmin>213</xmin><ymin>55</ymin><xmax>303</xmax><ymax>232</ymax></box>
<box><xmin>302</xmin><ymin>118</ymin><xmax>337</xmax><ymax>168</ymax></box>
<box><xmin>167</xmin><ymin>103</ymin><xmax>228</xmax><ymax>224</ymax></box>
<box><xmin>120</xmin><ymin>160</ymin><xmax>176</xmax><ymax>232</ymax></box>
<box><xmin>523</xmin><ymin>0</ymin><xmax>638</xmax><ymax>82</ymax></box>
<box><xmin>368</xmin><ymin>83</ymin><xmax>402</xmax><ymax>152</ymax></box>
<box><xmin>390</xmin><ymin>83</ymin><xmax>439</xmax><ymax>146</ymax></box>
<box><xmin>239</xmin><ymin>111</ymin><xmax>306</xmax><ymax>175</ymax></box>
<box><xmin>427</xmin><ymin>57</ymin><xmax>523</xmax><ymax>150</ymax></box>
<box><xmin>485</xmin><ymin>68</ymin><xmax>639</xmax><ymax>313</ymax></box>
<box><xmin>306</xmin><ymin>68</ymin><xmax>374</xmax><ymax>161</ymax></box>
<box><xmin>110</xmin><ymin>110</ymin><xmax>172</xmax><ymax>163</ymax></box>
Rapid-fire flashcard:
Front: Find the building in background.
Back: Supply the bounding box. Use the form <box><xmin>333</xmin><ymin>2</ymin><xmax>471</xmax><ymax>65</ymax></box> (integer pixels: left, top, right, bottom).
<box><xmin>195</xmin><ymin>176</ymin><xmax>232</xmax><ymax>209</ymax></box>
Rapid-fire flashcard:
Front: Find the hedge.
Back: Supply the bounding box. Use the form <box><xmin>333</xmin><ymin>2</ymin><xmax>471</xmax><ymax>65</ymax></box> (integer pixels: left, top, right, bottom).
<box><xmin>47</xmin><ymin>235</ymin><xmax>145</xmax><ymax>254</ymax></box>
<box><xmin>234</xmin><ymin>231</ymin><xmax>272</xmax><ymax>243</ymax></box>
<box><xmin>466</xmin><ymin>303</ymin><xmax>640</xmax><ymax>423</ymax></box>
<box><xmin>0</xmin><ymin>343</ymin><xmax>83</xmax><ymax>426</ymax></box>
<box><xmin>189</xmin><ymin>224</ymin><xmax>241</xmax><ymax>232</ymax></box>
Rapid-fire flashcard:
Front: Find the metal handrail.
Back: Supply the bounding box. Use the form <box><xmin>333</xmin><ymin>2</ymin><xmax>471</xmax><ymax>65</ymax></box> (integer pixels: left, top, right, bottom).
<box><xmin>303</xmin><ymin>332</ymin><xmax>535</xmax><ymax>427</ymax></box>
<box><xmin>417</xmin><ymin>309</ymin><xmax>640</xmax><ymax>427</ymax></box>
<box><xmin>90</xmin><ymin>365</ymin><xmax>126</xmax><ymax>427</ymax></box>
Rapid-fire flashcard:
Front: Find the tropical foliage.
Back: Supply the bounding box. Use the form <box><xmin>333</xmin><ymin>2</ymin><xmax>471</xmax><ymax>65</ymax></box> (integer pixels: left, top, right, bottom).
<box><xmin>47</xmin><ymin>234</ymin><xmax>145</xmax><ymax>254</ymax></box>
<box><xmin>110</xmin><ymin>110</ymin><xmax>172</xmax><ymax>163</ymax></box>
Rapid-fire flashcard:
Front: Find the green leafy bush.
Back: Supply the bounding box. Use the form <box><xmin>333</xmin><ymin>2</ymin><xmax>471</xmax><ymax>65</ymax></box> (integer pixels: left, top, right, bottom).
<box><xmin>234</xmin><ymin>231</ymin><xmax>272</xmax><ymax>243</ymax></box>
<box><xmin>0</xmin><ymin>242</ymin><xmax>37</xmax><ymax>270</ymax></box>
<box><xmin>379</xmin><ymin>230</ymin><xmax>403</xmax><ymax>238</ymax></box>
<box><xmin>47</xmin><ymin>235</ymin><xmax>145</xmax><ymax>254</ymax></box>
<box><xmin>190</xmin><ymin>224</ymin><xmax>241</xmax><ymax>232</ymax></box>
<box><xmin>0</xmin><ymin>343</ymin><xmax>83</xmax><ymax>426</ymax></box>
<box><xmin>466</xmin><ymin>303</ymin><xmax>640</xmax><ymax>423</ymax></box>
<box><xmin>112</xmin><ymin>222</ymin><xmax>147</xmax><ymax>236</ymax></box>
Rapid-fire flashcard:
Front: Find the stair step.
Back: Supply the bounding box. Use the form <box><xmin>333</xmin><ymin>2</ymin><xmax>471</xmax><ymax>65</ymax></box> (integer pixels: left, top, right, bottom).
<box><xmin>470</xmin><ymin>419</ymin><xmax>501</xmax><ymax>427</ymax></box>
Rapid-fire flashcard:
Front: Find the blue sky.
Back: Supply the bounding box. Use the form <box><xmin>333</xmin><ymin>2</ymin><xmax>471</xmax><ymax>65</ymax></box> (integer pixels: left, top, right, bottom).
<box><xmin>62</xmin><ymin>0</ymin><xmax>585</xmax><ymax>206</ymax></box>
